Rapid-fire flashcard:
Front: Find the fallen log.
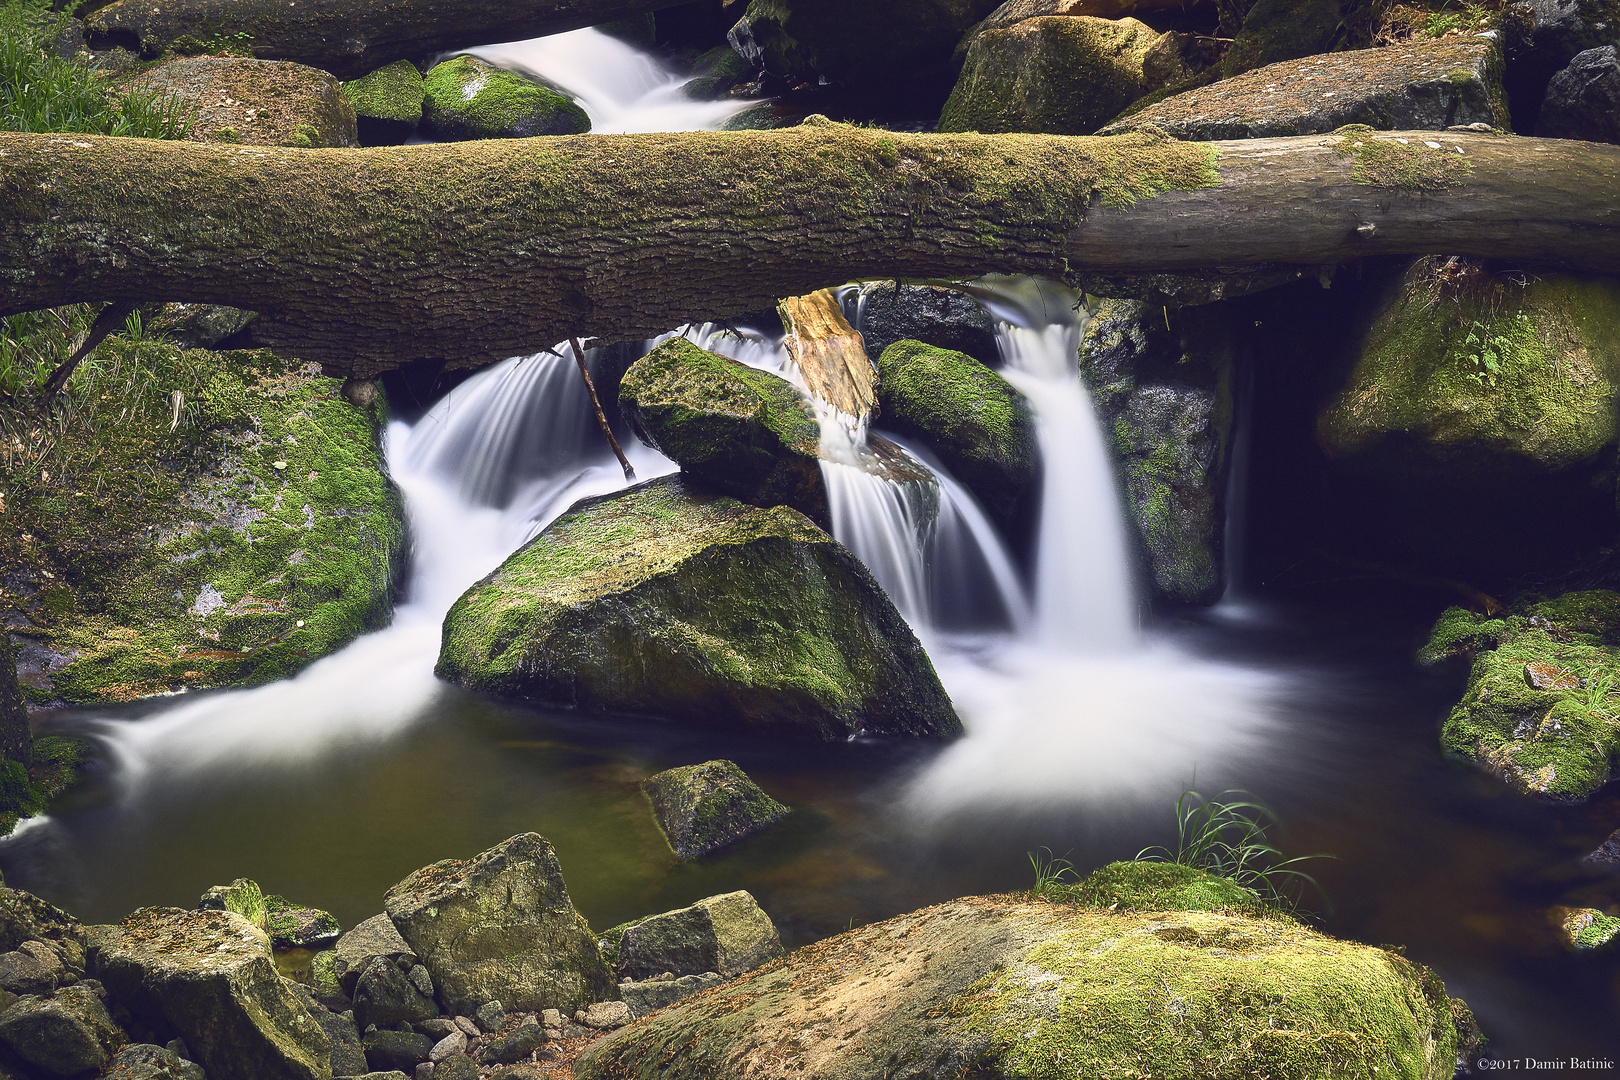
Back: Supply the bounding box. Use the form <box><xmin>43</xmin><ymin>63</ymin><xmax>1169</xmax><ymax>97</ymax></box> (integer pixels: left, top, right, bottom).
<box><xmin>1</xmin><ymin>125</ymin><xmax>1617</xmax><ymax>377</ymax></box>
<box><xmin>83</xmin><ymin>0</ymin><xmax>694</xmax><ymax>81</ymax></box>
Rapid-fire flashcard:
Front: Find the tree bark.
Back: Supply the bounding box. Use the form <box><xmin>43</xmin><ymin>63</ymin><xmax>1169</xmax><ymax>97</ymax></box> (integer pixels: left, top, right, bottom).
<box><xmin>83</xmin><ymin>0</ymin><xmax>694</xmax><ymax>81</ymax></box>
<box><xmin>1</xmin><ymin>126</ymin><xmax>1617</xmax><ymax>377</ymax></box>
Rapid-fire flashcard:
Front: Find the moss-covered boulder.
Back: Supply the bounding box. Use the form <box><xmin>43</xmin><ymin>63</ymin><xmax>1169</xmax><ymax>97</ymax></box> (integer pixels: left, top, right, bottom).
<box><xmin>1423</xmin><ymin>591</ymin><xmax>1620</xmax><ymax>802</ymax></box>
<box><xmin>618</xmin><ymin>338</ymin><xmax>827</xmax><ymax>527</ymax></box>
<box><xmin>1079</xmin><ymin>299</ymin><xmax>1234</xmax><ymax>605</ymax></box>
<box><xmin>202</xmin><ymin>880</ymin><xmax>341</xmax><ymax>949</ymax></box>
<box><xmin>0</xmin><ymin>983</ymin><xmax>123</xmax><ymax>1077</ymax></box>
<box><xmin>342</xmin><ymin>60</ymin><xmax>425</xmax><ymax>146</ymax></box>
<box><xmin>383</xmin><ymin>832</ymin><xmax>615</xmax><ymax>1015</ymax></box>
<box><xmin>939</xmin><ymin>16</ymin><xmax>1164</xmax><ymax>134</ymax></box>
<box><xmin>1220</xmin><ymin>0</ymin><xmax>1348</xmax><ymax>76</ymax></box>
<box><xmin>1</xmin><ymin>343</ymin><xmax>406</xmax><ymax>708</ymax></box>
<box><xmin>422</xmin><ymin>56</ymin><xmax>589</xmax><ymax>141</ymax></box>
<box><xmin>128</xmin><ymin>56</ymin><xmax>358</xmax><ymax>147</ymax></box>
<box><xmin>642</xmin><ymin>760</ymin><xmax>790</xmax><ymax>860</ymax></box>
<box><xmin>1317</xmin><ymin>263</ymin><xmax>1620</xmax><ymax>577</ymax></box>
<box><xmin>855</xmin><ymin>283</ymin><xmax>999</xmax><ymax>368</ymax></box>
<box><xmin>574</xmin><ymin>889</ymin><xmax>1463</xmax><ymax>1079</ymax></box>
<box><xmin>436</xmin><ymin>476</ymin><xmax>960</xmax><ymax>740</ymax></box>
<box><xmin>1054</xmin><ymin>860</ymin><xmax>1268</xmax><ymax>913</ymax></box>
<box><xmin>874</xmin><ymin>340</ymin><xmax>1037</xmax><ymax>539</ymax></box>
<box><xmin>615</xmin><ymin>891</ymin><xmax>782</xmax><ymax>981</ymax></box>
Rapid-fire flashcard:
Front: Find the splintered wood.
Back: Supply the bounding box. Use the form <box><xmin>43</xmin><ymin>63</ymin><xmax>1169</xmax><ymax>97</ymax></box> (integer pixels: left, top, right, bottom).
<box><xmin>777</xmin><ymin>289</ymin><xmax>877</xmax><ymax>423</ymax></box>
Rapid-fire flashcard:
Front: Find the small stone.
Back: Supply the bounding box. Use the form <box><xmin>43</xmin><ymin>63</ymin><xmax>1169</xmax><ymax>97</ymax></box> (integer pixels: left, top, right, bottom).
<box><xmin>1550</xmin><ymin>905</ymin><xmax>1620</xmax><ymax>950</ymax></box>
<box><xmin>473</xmin><ymin>1000</ymin><xmax>506</xmax><ymax>1032</ymax></box>
<box><xmin>414</xmin><ymin>1064</ymin><xmax>434</xmax><ymax>1080</ymax></box>
<box><xmin>574</xmin><ymin>1010</ymin><xmax>585</xmax><ymax>1024</ymax></box>
<box><xmin>452</xmin><ymin>1016</ymin><xmax>479</xmax><ymax>1038</ymax></box>
<box><xmin>428</xmin><ymin>1030</ymin><xmax>466</xmax><ymax>1062</ymax></box>
<box><xmin>543</xmin><ymin>1027</ymin><xmax>563</xmax><ymax>1041</ymax></box>
<box><xmin>1526</xmin><ymin>661</ymin><xmax>1581</xmax><ymax>691</ymax></box>
<box><xmin>540</xmin><ymin>1009</ymin><xmax>562</xmax><ymax>1028</ymax></box>
<box><xmin>417</xmin><ymin>1018</ymin><xmax>456</xmax><ymax>1039</ymax></box>
<box><xmin>477</xmin><ymin>1024</ymin><xmax>549</xmax><ymax>1066</ymax></box>
<box><xmin>641</xmin><ymin>761</ymin><xmax>791</xmax><ymax>861</ymax></box>
<box><xmin>362</xmin><ymin>1028</ymin><xmax>434</xmax><ymax>1072</ymax></box>
<box><xmin>431</xmin><ymin>1057</ymin><xmax>478</xmax><ymax>1080</ymax></box>
<box><xmin>407</xmin><ymin>964</ymin><xmax>434</xmax><ymax>998</ymax></box>
<box><xmin>581</xmin><ymin>1000</ymin><xmax>631</xmax><ymax>1029</ymax></box>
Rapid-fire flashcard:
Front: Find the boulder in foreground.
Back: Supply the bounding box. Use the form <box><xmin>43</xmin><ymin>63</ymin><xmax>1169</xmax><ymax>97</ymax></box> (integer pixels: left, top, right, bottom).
<box><xmin>641</xmin><ymin>760</ymin><xmax>790</xmax><ymax>860</ymax></box>
<box><xmin>614</xmin><ymin>891</ymin><xmax>782</xmax><ymax>982</ymax></box>
<box><xmin>129</xmin><ymin>57</ymin><xmax>359</xmax><ymax>147</ymax></box>
<box><xmin>436</xmin><ymin>476</ymin><xmax>959</xmax><ymax>741</ymax></box>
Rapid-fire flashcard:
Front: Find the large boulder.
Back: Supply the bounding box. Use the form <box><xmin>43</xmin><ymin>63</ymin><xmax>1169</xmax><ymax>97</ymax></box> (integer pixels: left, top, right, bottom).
<box><xmin>1423</xmin><ymin>591</ymin><xmax>1620</xmax><ymax>802</ymax></box>
<box><xmin>1535</xmin><ymin>45</ymin><xmax>1620</xmax><ymax>143</ymax></box>
<box><xmin>342</xmin><ymin>60</ymin><xmax>426</xmax><ymax>146</ymax></box>
<box><xmin>0</xmin><ymin>983</ymin><xmax>123</xmax><ymax>1076</ymax></box>
<box><xmin>128</xmin><ymin>57</ymin><xmax>358</xmax><ymax>147</ymax></box>
<box><xmin>2</xmin><ymin>347</ymin><xmax>406</xmax><ymax>707</ymax></box>
<box><xmin>874</xmin><ymin>340</ymin><xmax>1037</xmax><ymax>539</ymax></box>
<box><xmin>1316</xmin><ymin>262</ymin><xmax>1620</xmax><ymax>579</ymax></box>
<box><xmin>641</xmin><ymin>760</ymin><xmax>791</xmax><ymax>860</ymax></box>
<box><xmin>854</xmin><ymin>283</ymin><xmax>999</xmax><ymax>368</ymax></box>
<box><xmin>939</xmin><ymin>16</ymin><xmax>1165</xmax><ymax>134</ymax></box>
<box><xmin>1079</xmin><ymin>300</ymin><xmax>1234</xmax><ymax>605</ymax></box>
<box><xmin>615</xmin><ymin>892</ymin><xmax>782</xmax><ymax>982</ymax></box>
<box><xmin>1100</xmin><ymin>35</ymin><xmax>1507</xmax><ymax>139</ymax></box>
<box><xmin>90</xmin><ymin>907</ymin><xmax>331</xmax><ymax>1080</ymax></box>
<box><xmin>618</xmin><ymin>338</ymin><xmax>827</xmax><ymax>527</ymax></box>
<box><xmin>422</xmin><ymin>57</ymin><xmax>589</xmax><ymax>141</ymax></box>
<box><xmin>575</xmin><ymin>890</ymin><xmax>1463</xmax><ymax>1079</ymax></box>
<box><xmin>436</xmin><ymin>476</ymin><xmax>960</xmax><ymax>741</ymax></box>
<box><xmin>106</xmin><ymin>1043</ymin><xmax>207</xmax><ymax>1080</ymax></box>
<box><xmin>0</xmin><ymin>887</ymin><xmax>86</xmax><ymax>977</ymax></box>
<box><xmin>383</xmin><ymin>833</ymin><xmax>615</xmax><ymax>1016</ymax></box>
<box><xmin>1503</xmin><ymin>0</ymin><xmax>1620</xmax><ymax>129</ymax></box>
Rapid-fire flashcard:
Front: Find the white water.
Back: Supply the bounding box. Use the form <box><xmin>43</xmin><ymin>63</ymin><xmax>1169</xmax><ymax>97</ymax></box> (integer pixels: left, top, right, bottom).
<box><xmin>466</xmin><ymin>28</ymin><xmax>756</xmax><ymax>134</ymax></box>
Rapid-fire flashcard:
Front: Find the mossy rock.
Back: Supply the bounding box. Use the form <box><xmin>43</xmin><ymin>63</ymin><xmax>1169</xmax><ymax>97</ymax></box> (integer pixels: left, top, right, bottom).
<box><xmin>435</xmin><ymin>475</ymin><xmax>960</xmax><ymax>741</ymax></box>
<box><xmin>874</xmin><ymin>340</ymin><xmax>1036</xmax><ymax>537</ymax></box>
<box><xmin>1424</xmin><ymin>590</ymin><xmax>1620</xmax><ymax>801</ymax></box>
<box><xmin>1551</xmin><ymin>905</ymin><xmax>1620</xmax><ymax>951</ymax></box>
<box><xmin>342</xmin><ymin>60</ymin><xmax>425</xmax><ymax>146</ymax></box>
<box><xmin>615</xmin><ymin>891</ymin><xmax>782</xmax><ymax>981</ymax></box>
<box><xmin>199</xmin><ymin>877</ymin><xmax>268</xmax><ymax>928</ymax></box>
<box><xmin>641</xmin><ymin>759</ymin><xmax>791</xmax><ymax>860</ymax></box>
<box><xmin>939</xmin><ymin>16</ymin><xmax>1163</xmax><ymax>134</ymax></box>
<box><xmin>128</xmin><ymin>56</ymin><xmax>358</xmax><ymax>147</ymax></box>
<box><xmin>618</xmin><ymin>338</ymin><xmax>827</xmax><ymax>527</ymax></box>
<box><xmin>422</xmin><ymin>56</ymin><xmax>589</xmax><ymax>141</ymax></box>
<box><xmin>728</xmin><ymin>0</ymin><xmax>1001</xmax><ymax>88</ymax></box>
<box><xmin>1</xmin><ymin>344</ymin><xmax>407</xmax><ymax>707</ymax></box>
<box><xmin>1056</xmin><ymin>860</ymin><xmax>1269</xmax><ymax>914</ymax></box>
<box><xmin>574</xmin><ymin>894</ymin><xmax>1463</xmax><ymax>1080</ymax></box>
<box><xmin>1222</xmin><ymin>0</ymin><xmax>1352</xmax><ymax>76</ymax></box>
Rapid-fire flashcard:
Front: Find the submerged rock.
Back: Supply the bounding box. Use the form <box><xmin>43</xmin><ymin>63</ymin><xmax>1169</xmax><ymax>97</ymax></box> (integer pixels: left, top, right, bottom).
<box><xmin>1536</xmin><ymin>45</ymin><xmax>1620</xmax><ymax>143</ymax></box>
<box><xmin>618</xmin><ymin>338</ymin><xmax>826</xmax><ymax>527</ymax></box>
<box><xmin>1424</xmin><ymin>591</ymin><xmax>1620</xmax><ymax>801</ymax></box>
<box><xmin>642</xmin><ymin>760</ymin><xmax>791</xmax><ymax>860</ymax></box>
<box><xmin>575</xmin><ymin>889</ymin><xmax>1463</xmax><ymax>1079</ymax></box>
<box><xmin>0</xmin><ymin>983</ymin><xmax>123</xmax><ymax>1076</ymax></box>
<box><xmin>855</xmin><ymin>283</ymin><xmax>999</xmax><ymax>368</ymax></box>
<box><xmin>422</xmin><ymin>56</ymin><xmax>589</xmax><ymax>140</ymax></box>
<box><xmin>1100</xmin><ymin>35</ymin><xmax>1506</xmax><ymax>139</ymax></box>
<box><xmin>614</xmin><ymin>892</ymin><xmax>782</xmax><ymax>983</ymax></box>
<box><xmin>129</xmin><ymin>56</ymin><xmax>358</xmax><ymax>147</ymax></box>
<box><xmin>874</xmin><ymin>340</ymin><xmax>1037</xmax><ymax>539</ymax></box>
<box><xmin>1</xmin><ymin>348</ymin><xmax>406</xmax><ymax>707</ymax></box>
<box><xmin>343</xmin><ymin>60</ymin><xmax>426</xmax><ymax>145</ymax></box>
<box><xmin>91</xmin><ymin>907</ymin><xmax>331</xmax><ymax>1080</ymax></box>
<box><xmin>436</xmin><ymin>476</ymin><xmax>959</xmax><ymax>740</ymax></box>
<box><xmin>940</xmin><ymin>16</ymin><xmax>1164</xmax><ymax>134</ymax></box>
<box><xmin>384</xmin><ymin>833</ymin><xmax>614</xmax><ymax>1016</ymax></box>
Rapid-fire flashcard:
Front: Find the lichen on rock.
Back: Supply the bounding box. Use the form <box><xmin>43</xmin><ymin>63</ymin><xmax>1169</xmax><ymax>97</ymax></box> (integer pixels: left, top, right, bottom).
<box><xmin>614</xmin><ymin>891</ymin><xmax>782</xmax><ymax>981</ymax></box>
<box><xmin>128</xmin><ymin>56</ymin><xmax>359</xmax><ymax>147</ymax></box>
<box><xmin>422</xmin><ymin>56</ymin><xmax>589</xmax><ymax>141</ymax></box>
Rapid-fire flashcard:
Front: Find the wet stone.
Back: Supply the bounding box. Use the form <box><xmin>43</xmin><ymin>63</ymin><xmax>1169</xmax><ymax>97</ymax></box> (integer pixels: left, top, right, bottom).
<box><xmin>1525</xmin><ymin>661</ymin><xmax>1581</xmax><ymax>690</ymax></box>
<box><xmin>642</xmin><ymin>760</ymin><xmax>791</xmax><ymax>860</ymax></box>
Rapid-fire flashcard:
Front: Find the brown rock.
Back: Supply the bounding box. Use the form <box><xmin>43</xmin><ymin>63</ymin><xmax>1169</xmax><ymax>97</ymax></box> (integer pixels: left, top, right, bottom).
<box><xmin>129</xmin><ymin>57</ymin><xmax>358</xmax><ymax>147</ymax></box>
<box><xmin>1525</xmin><ymin>661</ymin><xmax>1581</xmax><ymax>690</ymax></box>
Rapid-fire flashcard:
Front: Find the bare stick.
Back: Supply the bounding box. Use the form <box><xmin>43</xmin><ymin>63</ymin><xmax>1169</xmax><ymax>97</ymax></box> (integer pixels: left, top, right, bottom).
<box><xmin>570</xmin><ymin>337</ymin><xmax>634</xmax><ymax>482</ymax></box>
<box><xmin>40</xmin><ymin>299</ymin><xmax>139</xmax><ymax>404</ymax></box>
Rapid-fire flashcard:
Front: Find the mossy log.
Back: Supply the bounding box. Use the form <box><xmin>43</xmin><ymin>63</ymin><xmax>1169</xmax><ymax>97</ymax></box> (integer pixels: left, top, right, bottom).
<box><xmin>83</xmin><ymin>0</ymin><xmax>695</xmax><ymax>81</ymax></box>
<box><xmin>1</xmin><ymin>126</ymin><xmax>1618</xmax><ymax>377</ymax></box>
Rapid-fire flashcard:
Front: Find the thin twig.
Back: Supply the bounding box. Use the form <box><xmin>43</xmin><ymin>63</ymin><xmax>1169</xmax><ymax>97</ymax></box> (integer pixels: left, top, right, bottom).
<box><xmin>39</xmin><ymin>300</ymin><xmax>139</xmax><ymax>404</ymax></box>
<box><xmin>569</xmin><ymin>337</ymin><xmax>635</xmax><ymax>481</ymax></box>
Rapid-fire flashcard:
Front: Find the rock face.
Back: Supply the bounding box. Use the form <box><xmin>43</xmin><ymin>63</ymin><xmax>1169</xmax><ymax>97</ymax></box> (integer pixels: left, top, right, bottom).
<box><xmin>618</xmin><ymin>338</ymin><xmax>827</xmax><ymax>526</ymax></box>
<box><xmin>616</xmin><ymin>892</ymin><xmax>782</xmax><ymax>982</ymax></box>
<box><xmin>2</xmin><ymin>348</ymin><xmax>406</xmax><ymax>707</ymax></box>
<box><xmin>1536</xmin><ymin>45</ymin><xmax>1620</xmax><ymax>143</ymax></box>
<box><xmin>343</xmin><ymin>60</ymin><xmax>426</xmax><ymax>145</ymax></box>
<box><xmin>855</xmin><ymin>283</ymin><xmax>999</xmax><ymax>368</ymax></box>
<box><xmin>1101</xmin><ymin>36</ymin><xmax>1506</xmax><ymax>139</ymax></box>
<box><xmin>129</xmin><ymin>57</ymin><xmax>358</xmax><ymax>147</ymax></box>
<box><xmin>436</xmin><ymin>476</ymin><xmax>960</xmax><ymax>741</ymax></box>
<box><xmin>383</xmin><ymin>833</ymin><xmax>615</xmax><ymax>1016</ymax></box>
<box><xmin>939</xmin><ymin>16</ymin><xmax>1164</xmax><ymax>134</ymax></box>
<box><xmin>1423</xmin><ymin>591</ymin><xmax>1620</xmax><ymax>802</ymax></box>
<box><xmin>0</xmin><ymin>983</ymin><xmax>123</xmax><ymax>1076</ymax></box>
<box><xmin>575</xmin><ymin>892</ymin><xmax>1462</xmax><ymax>1080</ymax></box>
<box><xmin>422</xmin><ymin>57</ymin><xmax>589</xmax><ymax>140</ymax></box>
<box><xmin>642</xmin><ymin>760</ymin><xmax>791</xmax><ymax>860</ymax></box>
<box><xmin>727</xmin><ymin>0</ymin><xmax>999</xmax><ymax>88</ymax></box>
<box><xmin>332</xmin><ymin>913</ymin><xmax>417</xmax><ymax>994</ymax></box>
<box><xmin>91</xmin><ymin>907</ymin><xmax>331</xmax><ymax>1080</ymax></box>
<box><xmin>1078</xmin><ymin>300</ymin><xmax>1233</xmax><ymax>605</ymax></box>
<box><xmin>619</xmin><ymin>973</ymin><xmax>723</xmax><ymax>1019</ymax></box>
<box><xmin>874</xmin><ymin>340</ymin><xmax>1037</xmax><ymax>539</ymax></box>
<box><xmin>1220</xmin><ymin>0</ymin><xmax>1350</xmax><ymax>76</ymax></box>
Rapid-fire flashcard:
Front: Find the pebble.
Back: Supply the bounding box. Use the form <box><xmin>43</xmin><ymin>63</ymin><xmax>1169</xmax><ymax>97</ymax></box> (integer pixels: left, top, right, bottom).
<box><xmin>452</xmin><ymin>1016</ymin><xmax>480</xmax><ymax>1038</ymax></box>
<box><xmin>429</xmin><ymin>1031</ymin><xmax>466</xmax><ymax>1062</ymax></box>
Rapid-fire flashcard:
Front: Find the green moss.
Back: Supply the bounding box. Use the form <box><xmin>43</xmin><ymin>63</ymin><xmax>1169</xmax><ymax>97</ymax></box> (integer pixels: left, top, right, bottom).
<box><xmin>1572</xmin><ymin>911</ymin><xmax>1620</xmax><ymax>950</ymax></box>
<box><xmin>422</xmin><ymin>56</ymin><xmax>589</xmax><ymax>141</ymax></box>
<box><xmin>1054</xmin><ymin>861</ymin><xmax>1270</xmax><ymax>915</ymax></box>
<box><xmin>342</xmin><ymin>60</ymin><xmax>424</xmax><ymax>139</ymax></box>
<box><xmin>1418</xmin><ymin>606</ymin><xmax>1507</xmax><ymax>664</ymax></box>
<box><xmin>1334</xmin><ymin>130</ymin><xmax>1472</xmax><ymax>191</ymax></box>
<box><xmin>642</xmin><ymin>760</ymin><xmax>790</xmax><ymax>860</ymax></box>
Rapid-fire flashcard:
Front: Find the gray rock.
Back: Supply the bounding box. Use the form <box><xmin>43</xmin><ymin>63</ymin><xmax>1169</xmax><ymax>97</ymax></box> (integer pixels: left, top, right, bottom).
<box><xmin>1536</xmin><ymin>45</ymin><xmax>1620</xmax><ymax>142</ymax></box>
<box><xmin>489</xmin><ymin>1066</ymin><xmax>555</xmax><ymax>1080</ymax></box>
<box><xmin>334</xmin><ymin>913</ymin><xmax>418</xmax><ymax>994</ymax></box>
<box><xmin>620</xmin><ymin>972</ymin><xmax>724</xmax><ymax>1018</ymax></box>
<box><xmin>147</xmin><ymin>304</ymin><xmax>257</xmax><ymax>349</ymax></box>
<box><xmin>314</xmin><ymin>1010</ymin><xmax>368</xmax><ymax>1077</ymax></box>
<box><xmin>581</xmin><ymin>1000</ymin><xmax>632</xmax><ymax>1029</ymax></box>
<box><xmin>363</xmin><ymin>1028</ymin><xmax>434</xmax><ymax>1072</ymax></box>
<box><xmin>0</xmin><ymin>983</ymin><xmax>122</xmax><ymax>1075</ymax></box>
<box><xmin>91</xmin><ymin>907</ymin><xmax>330</xmax><ymax>1080</ymax></box>
<box><xmin>428</xmin><ymin>1030</ymin><xmax>466</xmax><ymax>1061</ymax></box>
<box><xmin>1505</xmin><ymin>0</ymin><xmax>1620</xmax><ymax>126</ymax></box>
<box><xmin>106</xmin><ymin>1043</ymin><xmax>206</xmax><ymax>1080</ymax></box>
<box><xmin>418</xmin><ymin>1018</ymin><xmax>457</xmax><ymax>1039</ymax></box>
<box><xmin>407</xmin><ymin>964</ymin><xmax>434</xmax><ymax>998</ymax></box>
<box><xmin>473</xmin><ymin>1000</ymin><xmax>505</xmax><ymax>1032</ymax></box>
<box><xmin>616</xmin><ymin>892</ymin><xmax>782</xmax><ymax>982</ymax></box>
<box><xmin>478</xmin><ymin>1024</ymin><xmax>550</xmax><ymax>1065</ymax></box>
<box><xmin>432</xmin><ymin>1057</ymin><xmax>478</xmax><ymax>1080</ymax></box>
<box><xmin>355</xmin><ymin>1072</ymin><xmax>411</xmax><ymax>1080</ymax></box>
<box><xmin>1101</xmin><ymin>36</ymin><xmax>1506</xmax><ymax>139</ymax></box>
<box><xmin>453</xmin><ymin>1016</ymin><xmax>481</xmax><ymax>1038</ymax></box>
<box><xmin>0</xmin><ymin>888</ymin><xmax>86</xmax><ymax>977</ymax></box>
<box><xmin>353</xmin><ymin>957</ymin><xmax>439</xmax><ymax>1031</ymax></box>
<box><xmin>642</xmin><ymin>760</ymin><xmax>791</xmax><ymax>861</ymax></box>
<box><xmin>0</xmin><ymin>943</ymin><xmax>62</xmax><ymax>995</ymax></box>
<box><xmin>1583</xmin><ymin>827</ymin><xmax>1620</xmax><ymax>865</ymax></box>
<box><xmin>856</xmin><ymin>284</ymin><xmax>998</xmax><ymax>369</ymax></box>
<box><xmin>385</xmin><ymin>834</ymin><xmax>615</xmax><ymax>1015</ymax></box>
<box><xmin>1220</xmin><ymin>0</ymin><xmax>1345</xmax><ymax>75</ymax></box>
